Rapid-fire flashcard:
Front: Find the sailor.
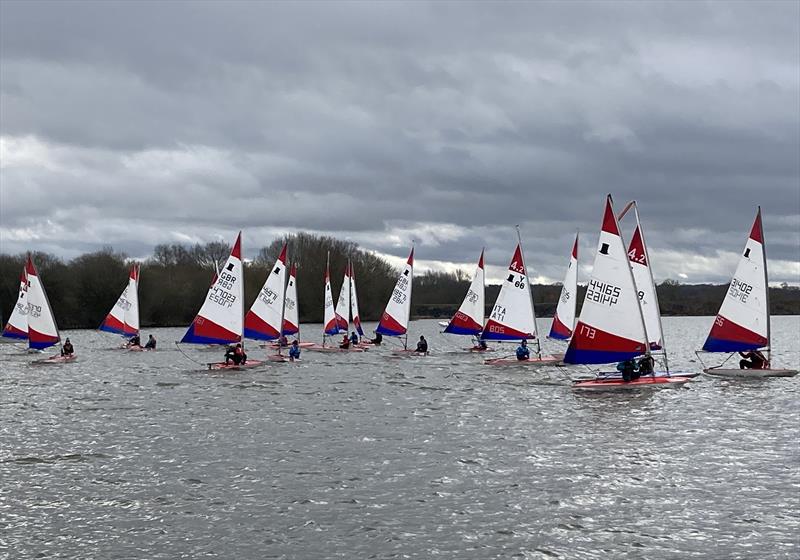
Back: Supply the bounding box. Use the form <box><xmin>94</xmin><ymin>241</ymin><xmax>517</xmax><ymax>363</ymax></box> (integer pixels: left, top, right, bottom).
<box><xmin>515</xmin><ymin>339</ymin><xmax>530</xmax><ymax>361</ymax></box>
<box><xmin>288</xmin><ymin>340</ymin><xmax>301</xmax><ymax>361</ymax></box>
<box><xmin>61</xmin><ymin>338</ymin><xmax>74</xmax><ymax>356</ymax></box>
<box><xmin>127</xmin><ymin>334</ymin><xmax>141</xmax><ymax>347</ymax></box>
<box><xmin>350</xmin><ymin>331</ymin><xmax>359</xmax><ymax>346</ymax></box>
<box><xmin>144</xmin><ymin>334</ymin><xmax>157</xmax><ymax>350</ymax></box>
<box><xmin>617</xmin><ymin>359</ymin><xmax>637</xmax><ymax>382</ymax></box>
<box><xmin>637</xmin><ymin>354</ymin><xmax>654</xmax><ymax>376</ymax></box>
<box><xmin>278</xmin><ymin>334</ymin><xmax>289</xmax><ymax>347</ymax></box>
<box><xmin>739</xmin><ymin>350</ymin><xmax>767</xmax><ymax>370</ymax></box>
<box><xmin>416</xmin><ymin>335</ymin><xmax>428</xmax><ymax>353</ymax></box>
<box><xmin>339</xmin><ymin>334</ymin><xmax>351</xmax><ymax>349</ymax></box>
<box><xmin>371</xmin><ymin>332</ymin><xmax>383</xmax><ymax>345</ymax></box>
<box><xmin>476</xmin><ymin>339</ymin><xmax>488</xmax><ymax>351</ymax></box>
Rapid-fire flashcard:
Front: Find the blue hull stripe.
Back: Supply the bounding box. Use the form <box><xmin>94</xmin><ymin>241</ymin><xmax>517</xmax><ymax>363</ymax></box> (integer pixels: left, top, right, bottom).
<box><xmin>564</xmin><ymin>348</ymin><xmax>642</xmax><ymax>365</ymax></box>
<box><xmin>243</xmin><ymin>328</ymin><xmax>277</xmax><ymax>341</ymax></box>
<box><xmin>548</xmin><ymin>331</ymin><xmax>569</xmax><ymax>341</ymax></box>
<box><xmin>29</xmin><ymin>340</ymin><xmax>58</xmax><ymax>350</ymax></box>
<box><xmin>443</xmin><ymin>324</ymin><xmax>481</xmax><ymax>336</ymax></box>
<box><xmin>2</xmin><ymin>331</ymin><xmax>28</xmax><ymax>340</ymax></box>
<box><xmin>99</xmin><ymin>324</ymin><xmax>125</xmax><ymax>335</ymax></box>
<box><xmin>376</xmin><ymin>324</ymin><xmax>405</xmax><ymax>336</ymax></box>
<box><xmin>702</xmin><ymin>337</ymin><xmax>764</xmax><ymax>353</ymax></box>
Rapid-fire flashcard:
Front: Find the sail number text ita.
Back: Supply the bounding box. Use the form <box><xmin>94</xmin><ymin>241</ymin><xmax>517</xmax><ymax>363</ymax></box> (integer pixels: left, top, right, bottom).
<box><xmin>209</xmin><ymin>272</ymin><xmax>237</xmax><ymax>308</ymax></box>
<box><xmin>728</xmin><ymin>277</ymin><xmax>753</xmax><ymax>303</ymax></box>
<box><xmin>586</xmin><ymin>279</ymin><xmax>620</xmax><ymax>307</ymax></box>
<box><xmin>490</xmin><ymin>305</ymin><xmax>506</xmax><ymax>323</ymax></box>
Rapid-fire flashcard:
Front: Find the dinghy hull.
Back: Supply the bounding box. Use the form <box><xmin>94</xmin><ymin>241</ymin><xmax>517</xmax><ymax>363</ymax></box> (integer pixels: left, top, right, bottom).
<box><xmin>704</xmin><ymin>367</ymin><xmax>798</xmax><ymax>378</ymax></box>
<box><xmin>573</xmin><ymin>376</ymin><xmax>690</xmax><ymax>391</ymax></box>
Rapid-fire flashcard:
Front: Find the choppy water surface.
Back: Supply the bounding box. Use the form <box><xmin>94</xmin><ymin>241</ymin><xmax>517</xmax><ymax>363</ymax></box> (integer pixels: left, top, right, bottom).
<box><xmin>1</xmin><ymin>317</ymin><xmax>798</xmax><ymax>559</ymax></box>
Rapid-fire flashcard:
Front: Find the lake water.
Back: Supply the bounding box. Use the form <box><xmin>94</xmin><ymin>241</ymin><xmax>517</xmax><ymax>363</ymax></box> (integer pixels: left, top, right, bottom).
<box><xmin>1</xmin><ymin>316</ymin><xmax>798</xmax><ymax>559</ymax></box>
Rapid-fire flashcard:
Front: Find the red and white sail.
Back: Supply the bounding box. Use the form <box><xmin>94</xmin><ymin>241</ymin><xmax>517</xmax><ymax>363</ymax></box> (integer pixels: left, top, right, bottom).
<box><xmin>564</xmin><ymin>196</ymin><xmax>648</xmax><ymax>364</ymax></box>
<box><xmin>244</xmin><ymin>244</ymin><xmax>287</xmax><ymax>341</ymax></box>
<box><xmin>334</xmin><ymin>262</ymin><xmax>351</xmax><ymax>331</ymax></box>
<box><xmin>549</xmin><ymin>235</ymin><xmax>578</xmax><ymax>340</ymax></box>
<box><xmin>376</xmin><ymin>248</ymin><xmax>414</xmax><ymax>337</ymax></box>
<box><xmin>443</xmin><ymin>249</ymin><xmax>485</xmax><ymax>336</ymax></box>
<box><xmin>181</xmin><ymin>233</ymin><xmax>244</xmax><ymax>345</ymax></box>
<box><xmin>627</xmin><ymin>225</ymin><xmax>663</xmax><ymax>350</ymax></box>
<box><xmin>323</xmin><ymin>256</ymin><xmax>339</xmax><ymax>336</ymax></box>
<box><xmin>482</xmin><ymin>244</ymin><xmax>538</xmax><ymax>341</ymax></box>
<box><xmin>99</xmin><ymin>264</ymin><xmax>140</xmax><ymax>336</ymax></box>
<box><xmin>25</xmin><ymin>256</ymin><xmax>61</xmax><ymax>350</ymax></box>
<box><xmin>350</xmin><ymin>264</ymin><xmax>365</xmax><ymax>337</ymax></box>
<box><xmin>282</xmin><ymin>263</ymin><xmax>300</xmax><ymax>337</ymax></box>
<box><xmin>2</xmin><ymin>268</ymin><xmax>29</xmax><ymax>340</ymax></box>
<box><xmin>703</xmin><ymin>208</ymin><xmax>769</xmax><ymax>352</ymax></box>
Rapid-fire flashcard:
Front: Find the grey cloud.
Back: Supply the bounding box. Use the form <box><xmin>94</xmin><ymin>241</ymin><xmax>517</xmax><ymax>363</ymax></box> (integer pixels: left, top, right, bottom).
<box><xmin>1</xmin><ymin>1</ymin><xmax>798</xmax><ymax>283</ymax></box>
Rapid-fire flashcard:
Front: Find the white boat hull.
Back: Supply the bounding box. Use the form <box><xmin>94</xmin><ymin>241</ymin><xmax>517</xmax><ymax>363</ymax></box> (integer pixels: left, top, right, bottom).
<box><xmin>704</xmin><ymin>367</ymin><xmax>798</xmax><ymax>378</ymax></box>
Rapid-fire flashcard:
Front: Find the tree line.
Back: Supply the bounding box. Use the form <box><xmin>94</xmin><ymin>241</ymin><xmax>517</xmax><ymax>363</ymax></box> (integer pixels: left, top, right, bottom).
<box><xmin>1</xmin><ymin>233</ymin><xmax>798</xmax><ymax>330</ymax></box>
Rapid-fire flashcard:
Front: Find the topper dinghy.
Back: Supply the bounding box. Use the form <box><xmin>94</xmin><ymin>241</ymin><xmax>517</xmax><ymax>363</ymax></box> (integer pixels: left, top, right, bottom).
<box><xmin>698</xmin><ymin>208</ymin><xmax>797</xmax><ymax>377</ymax></box>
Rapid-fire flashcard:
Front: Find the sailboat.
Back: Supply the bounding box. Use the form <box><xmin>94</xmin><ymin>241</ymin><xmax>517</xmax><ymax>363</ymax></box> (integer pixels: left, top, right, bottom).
<box><xmin>334</xmin><ymin>262</ymin><xmax>351</xmax><ymax>332</ymax></box>
<box><xmin>26</xmin><ymin>255</ymin><xmax>75</xmax><ymax>363</ymax></box>
<box><xmin>307</xmin><ymin>254</ymin><xmax>364</xmax><ymax>352</ymax></box>
<box><xmin>280</xmin><ymin>262</ymin><xmax>311</xmax><ymax>349</ymax></box>
<box><xmin>565</xmin><ymin>196</ymin><xmax>689</xmax><ymax>390</ymax></box>
<box><xmin>376</xmin><ymin>247</ymin><xmax>419</xmax><ymax>354</ymax></box>
<box><xmin>441</xmin><ymin>249</ymin><xmax>488</xmax><ymax>351</ymax></box>
<box><xmin>699</xmin><ymin>208</ymin><xmax>797</xmax><ymax>377</ymax></box>
<box><xmin>99</xmin><ymin>264</ymin><xmax>141</xmax><ymax>349</ymax></box>
<box><xmin>483</xmin><ymin>232</ymin><xmax>561</xmax><ymax>366</ymax></box>
<box><xmin>179</xmin><ymin>232</ymin><xmax>263</xmax><ymax>370</ymax></box>
<box><xmin>2</xmin><ymin>268</ymin><xmax>29</xmax><ymax>342</ymax></box>
<box><xmin>548</xmin><ymin>234</ymin><xmax>578</xmax><ymax>341</ymax></box>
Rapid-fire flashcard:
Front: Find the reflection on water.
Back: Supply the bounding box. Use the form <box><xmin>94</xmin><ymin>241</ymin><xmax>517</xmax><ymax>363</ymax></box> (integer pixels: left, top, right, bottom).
<box><xmin>1</xmin><ymin>316</ymin><xmax>798</xmax><ymax>559</ymax></box>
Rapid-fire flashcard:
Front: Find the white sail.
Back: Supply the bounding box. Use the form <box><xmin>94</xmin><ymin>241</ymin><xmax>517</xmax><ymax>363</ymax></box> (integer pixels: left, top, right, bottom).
<box><xmin>2</xmin><ymin>268</ymin><xmax>29</xmax><ymax>340</ymax></box>
<box><xmin>703</xmin><ymin>208</ymin><xmax>769</xmax><ymax>352</ymax></box>
<box><xmin>482</xmin><ymin>243</ymin><xmax>537</xmax><ymax>341</ymax></box>
<box><xmin>244</xmin><ymin>244</ymin><xmax>287</xmax><ymax>340</ymax></box>
<box><xmin>549</xmin><ymin>234</ymin><xmax>578</xmax><ymax>340</ymax></box>
<box><xmin>323</xmin><ymin>256</ymin><xmax>339</xmax><ymax>336</ymax></box>
<box><xmin>443</xmin><ymin>249</ymin><xmax>485</xmax><ymax>336</ymax></box>
<box><xmin>25</xmin><ymin>256</ymin><xmax>61</xmax><ymax>350</ymax></box>
<box><xmin>282</xmin><ymin>263</ymin><xmax>300</xmax><ymax>337</ymax></box>
<box><xmin>376</xmin><ymin>248</ymin><xmax>414</xmax><ymax>337</ymax></box>
<box><xmin>334</xmin><ymin>262</ymin><xmax>351</xmax><ymax>331</ymax></box>
<box><xmin>350</xmin><ymin>263</ymin><xmax>364</xmax><ymax>337</ymax></box>
<box><xmin>99</xmin><ymin>264</ymin><xmax>140</xmax><ymax>336</ymax></box>
<box><xmin>627</xmin><ymin>224</ymin><xmax>663</xmax><ymax>350</ymax></box>
<box><xmin>181</xmin><ymin>233</ymin><xmax>244</xmax><ymax>345</ymax></box>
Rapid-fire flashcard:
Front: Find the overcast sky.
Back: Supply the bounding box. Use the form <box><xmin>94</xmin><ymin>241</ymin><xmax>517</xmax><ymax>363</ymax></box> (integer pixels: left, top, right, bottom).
<box><xmin>1</xmin><ymin>1</ymin><xmax>798</xmax><ymax>284</ymax></box>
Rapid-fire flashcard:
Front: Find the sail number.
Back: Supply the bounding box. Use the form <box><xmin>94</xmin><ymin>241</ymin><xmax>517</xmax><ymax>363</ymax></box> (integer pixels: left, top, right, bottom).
<box><xmin>490</xmin><ymin>305</ymin><xmax>506</xmax><ymax>322</ymax></box>
<box><xmin>628</xmin><ymin>248</ymin><xmax>646</xmax><ymax>264</ymax></box>
<box><xmin>391</xmin><ymin>289</ymin><xmax>407</xmax><ymax>305</ymax></box>
<box><xmin>27</xmin><ymin>303</ymin><xmax>42</xmax><ymax>318</ymax></box>
<box><xmin>586</xmin><ymin>279</ymin><xmax>620</xmax><ymax>307</ymax></box>
<box><xmin>729</xmin><ymin>277</ymin><xmax>752</xmax><ymax>304</ymax></box>
<box><xmin>258</xmin><ymin>286</ymin><xmax>279</xmax><ymax>306</ymax></box>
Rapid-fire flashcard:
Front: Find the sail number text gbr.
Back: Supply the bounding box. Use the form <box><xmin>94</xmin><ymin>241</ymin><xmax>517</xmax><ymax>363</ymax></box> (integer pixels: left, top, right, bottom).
<box><xmin>209</xmin><ymin>271</ymin><xmax>237</xmax><ymax>308</ymax></box>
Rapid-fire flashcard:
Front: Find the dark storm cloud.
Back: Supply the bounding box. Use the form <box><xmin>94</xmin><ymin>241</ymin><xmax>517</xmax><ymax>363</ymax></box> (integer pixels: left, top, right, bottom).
<box><xmin>1</xmin><ymin>1</ymin><xmax>798</xmax><ymax>283</ymax></box>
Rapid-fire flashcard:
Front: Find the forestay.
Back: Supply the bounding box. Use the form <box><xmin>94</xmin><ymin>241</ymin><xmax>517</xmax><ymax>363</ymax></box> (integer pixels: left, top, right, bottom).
<box><xmin>443</xmin><ymin>249</ymin><xmax>485</xmax><ymax>336</ymax></box>
<box><xmin>564</xmin><ymin>196</ymin><xmax>648</xmax><ymax>364</ymax></box>
<box><xmin>482</xmin><ymin>244</ymin><xmax>537</xmax><ymax>341</ymax></box>
<box><xmin>702</xmin><ymin>209</ymin><xmax>769</xmax><ymax>352</ymax></box>
<box><xmin>2</xmin><ymin>269</ymin><xmax>29</xmax><ymax>340</ymax></box>
<box><xmin>181</xmin><ymin>232</ymin><xmax>244</xmax><ymax>345</ymax></box>
<box><xmin>549</xmin><ymin>235</ymin><xmax>578</xmax><ymax>340</ymax></box>
<box><xmin>26</xmin><ymin>256</ymin><xmax>61</xmax><ymax>350</ymax></box>
<box><xmin>376</xmin><ymin>248</ymin><xmax>414</xmax><ymax>337</ymax></box>
<box><xmin>244</xmin><ymin>244</ymin><xmax>287</xmax><ymax>340</ymax></box>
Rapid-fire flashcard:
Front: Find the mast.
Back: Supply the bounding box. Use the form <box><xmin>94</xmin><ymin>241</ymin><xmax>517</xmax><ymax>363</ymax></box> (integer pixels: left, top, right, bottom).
<box><xmin>632</xmin><ymin>203</ymin><xmax>668</xmax><ymax>373</ymax></box>
<box><xmin>239</xmin><ymin>235</ymin><xmax>245</xmax><ymax>354</ymax></box>
<box><xmin>277</xmin><ymin>257</ymin><xmax>289</xmax><ymax>356</ymax></box>
<box><xmin>759</xmin><ymin>206</ymin><xmax>771</xmax><ymax>363</ymax></box>
<box><xmin>515</xmin><ymin>226</ymin><xmax>541</xmax><ymax>358</ymax></box>
<box><xmin>405</xmin><ymin>242</ymin><xmax>414</xmax><ymax>350</ymax></box>
<box><xmin>324</xmin><ymin>251</ymin><xmax>330</xmax><ymax>348</ymax></box>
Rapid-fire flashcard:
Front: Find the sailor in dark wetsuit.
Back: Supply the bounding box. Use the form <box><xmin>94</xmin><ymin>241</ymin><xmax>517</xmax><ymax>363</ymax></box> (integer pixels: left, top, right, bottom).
<box><xmin>617</xmin><ymin>359</ymin><xmax>637</xmax><ymax>382</ymax></box>
<box><xmin>739</xmin><ymin>350</ymin><xmax>767</xmax><ymax>370</ymax></box>
<box><xmin>416</xmin><ymin>336</ymin><xmax>428</xmax><ymax>353</ymax></box>
<box><xmin>637</xmin><ymin>355</ymin><xmax>654</xmax><ymax>377</ymax></box>
<box><xmin>61</xmin><ymin>338</ymin><xmax>74</xmax><ymax>356</ymax></box>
